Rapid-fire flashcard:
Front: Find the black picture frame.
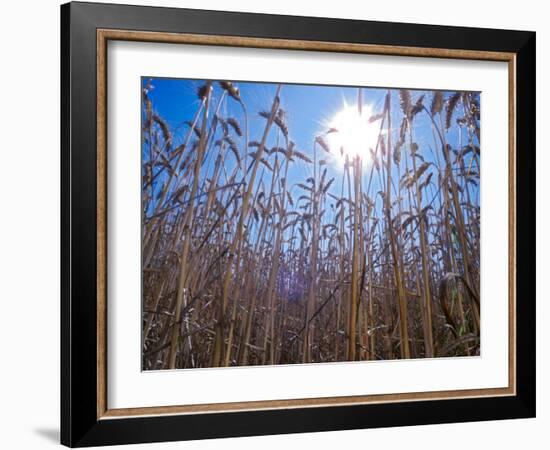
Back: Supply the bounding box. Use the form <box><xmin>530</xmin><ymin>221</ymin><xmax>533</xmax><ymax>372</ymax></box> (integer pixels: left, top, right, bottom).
<box><xmin>61</xmin><ymin>1</ymin><xmax>535</xmax><ymax>447</ymax></box>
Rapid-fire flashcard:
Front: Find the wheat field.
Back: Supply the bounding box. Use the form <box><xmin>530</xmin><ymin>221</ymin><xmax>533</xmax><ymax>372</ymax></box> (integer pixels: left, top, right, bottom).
<box><xmin>141</xmin><ymin>78</ymin><xmax>480</xmax><ymax>370</ymax></box>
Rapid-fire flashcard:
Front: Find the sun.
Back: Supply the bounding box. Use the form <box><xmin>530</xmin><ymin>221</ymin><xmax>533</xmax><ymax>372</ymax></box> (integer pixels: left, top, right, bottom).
<box><xmin>324</xmin><ymin>104</ymin><xmax>381</xmax><ymax>168</ymax></box>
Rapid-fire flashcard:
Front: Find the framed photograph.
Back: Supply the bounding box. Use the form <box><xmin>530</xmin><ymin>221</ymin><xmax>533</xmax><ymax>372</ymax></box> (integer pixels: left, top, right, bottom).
<box><xmin>61</xmin><ymin>1</ymin><xmax>535</xmax><ymax>447</ymax></box>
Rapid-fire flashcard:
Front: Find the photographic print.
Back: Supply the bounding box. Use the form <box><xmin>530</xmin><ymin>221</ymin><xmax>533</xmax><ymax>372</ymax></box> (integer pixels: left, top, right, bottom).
<box><xmin>63</xmin><ymin>6</ymin><xmax>534</xmax><ymax>444</ymax></box>
<box><xmin>141</xmin><ymin>78</ymin><xmax>481</xmax><ymax>370</ymax></box>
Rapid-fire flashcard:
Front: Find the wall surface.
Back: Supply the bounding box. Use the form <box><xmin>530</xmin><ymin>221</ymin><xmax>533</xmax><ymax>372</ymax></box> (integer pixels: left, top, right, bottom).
<box><xmin>0</xmin><ymin>0</ymin><xmax>545</xmax><ymax>448</ymax></box>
